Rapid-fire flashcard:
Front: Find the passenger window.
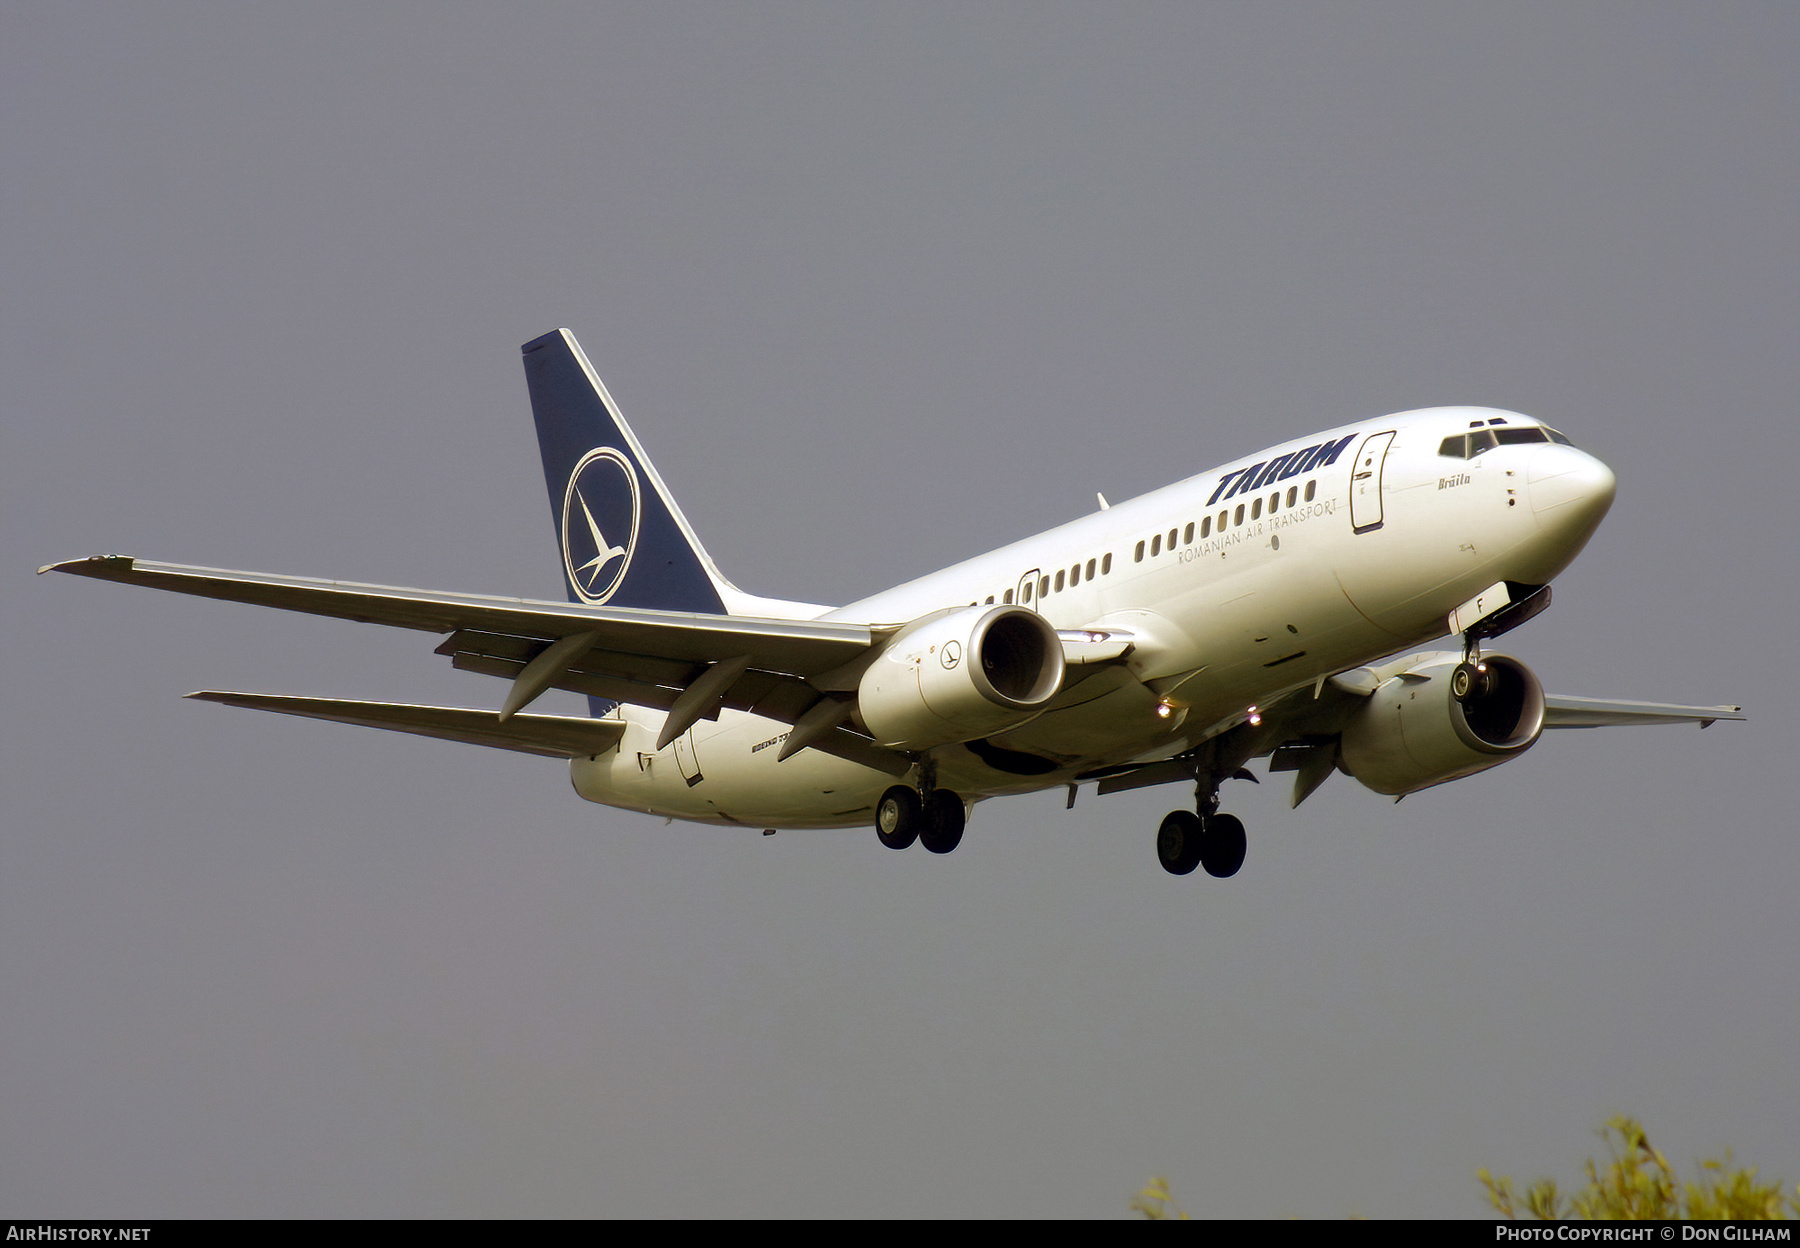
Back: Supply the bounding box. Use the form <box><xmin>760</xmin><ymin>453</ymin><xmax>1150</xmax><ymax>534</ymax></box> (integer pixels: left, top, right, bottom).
<box><xmin>1069</xmin><ymin>563</ymin><xmax>1080</xmax><ymax>587</ymax></box>
<box><xmin>1285</xmin><ymin>486</ymin><xmax>1297</xmax><ymax>508</ymax></box>
<box><xmin>1268</xmin><ymin>492</ymin><xmax>1278</xmax><ymax>512</ymax></box>
<box><xmin>1304</xmin><ymin>481</ymin><xmax>1316</xmax><ymax>502</ymax></box>
<box><xmin>1234</xmin><ymin>504</ymin><xmax>1245</xmax><ymax>526</ymax></box>
<box><xmin>1054</xmin><ymin>570</ymin><xmax>1065</xmax><ymax>593</ymax></box>
<box><xmin>1200</xmin><ymin>516</ymin><xmax>1211</xmax><ymax>538</ymax></box>
<box><xmin>985</xmin><ymin>596</ymin><xmax>994</xmax><ymax>604</ymax></box>
<box><xmin>1168</xmin><ymin>528</ymin><xmax>1177</xmax><ymax>549</ymax></box>
<box><xmin>1004</xmin><ymin>589</ymin><xmax>1013</xmax><ymax>604</ymax></box>
<box><xmin>1022</xmin><ymin>583</ymin><xmax>1032</xmax><ymax>602</ymax></box>
<box><xmin>1183</xmin><ymin>522</ymin><xmax>1194</xmax><ymax>544</ymax></box>
<box><xmin>1151</xmin><ymin>534</ymin><xmax>1161</xmax><ymax>557</ymax></box>
<box><xmin>1217</xmin><ymin>510</ymin><xmax>1227</xmax><ymax>530</ymax></box>
<box><xmin>1101</xmin><ymin>553</ymin><xmax>1112</xmax><ymax>574</ymax></box>
<box><xmin>1134</xmin><ymin>540</ymin><xmax>1145</xmax><ymax>563</ymax></box>
<box><xmin>1251</xmin><ymin>498</ymin><xmax>1262</xmax><ymax>520</ymax></box>
<box><xmin>1085</xmin><ymin>558</ymin><xmax>1096</xmax><ymax>580</ymax></box>
<box><xmin>1039</xmin><ymin>576</ymin><xmax>1050</xmax><ymax>597</ymax></box>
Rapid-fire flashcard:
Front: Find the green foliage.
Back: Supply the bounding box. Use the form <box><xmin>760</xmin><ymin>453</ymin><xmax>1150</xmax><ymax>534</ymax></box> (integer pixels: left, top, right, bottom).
<box><xmin>1130</xmin><ymin>1175</ymin><xmax>1190</xmax><ymax>1220</ymax></box>
<box><xmin>1481</xmin><ymin>1116</ymin><xmax>1798</xmax><ymax>1221</ymax></box>
<box><xmin>1135</xmin><ymin>1117</ymin><xmax>1795</xmax><ymax>1219</ymax></box>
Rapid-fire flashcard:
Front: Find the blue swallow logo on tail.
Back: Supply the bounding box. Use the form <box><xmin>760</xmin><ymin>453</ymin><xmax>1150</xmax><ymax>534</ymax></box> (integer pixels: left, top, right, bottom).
<box><xmin>561</xmin><ymin>447</ymin><xmax>640</xmax><ymax>604</ymax></box>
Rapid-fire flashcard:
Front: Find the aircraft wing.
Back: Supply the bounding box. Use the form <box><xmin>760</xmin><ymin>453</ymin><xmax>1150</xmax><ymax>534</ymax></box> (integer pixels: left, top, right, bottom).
<box><xmin>186</xmin><ymin>692</ymin><xmax>629</xmax><ymax>758</ymax></box>
<box><xmin>43</xmin><ymin>555</ymin><xmax>914</xmax><ymax>770</ymax></box>
<box><xmin>1091</xmin><ymin>660</ymin><xmax>1744</xmax><ymax>809</ymax></box>
<box><xmin>1541</xmin><ymin>695</ymin><xmax>1744</xmax><ymax>729</ymax></box>
<box><xmin>43</xmin><ymin>555</ymin><xmax>874</xmax><ymax>670</ymax></box>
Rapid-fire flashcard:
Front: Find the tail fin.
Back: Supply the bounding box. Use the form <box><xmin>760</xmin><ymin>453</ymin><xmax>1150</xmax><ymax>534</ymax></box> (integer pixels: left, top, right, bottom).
<box><xmin>522</xmin><ymin>329</ymin><xmax>729</xmax><ymax>616</ymax></box>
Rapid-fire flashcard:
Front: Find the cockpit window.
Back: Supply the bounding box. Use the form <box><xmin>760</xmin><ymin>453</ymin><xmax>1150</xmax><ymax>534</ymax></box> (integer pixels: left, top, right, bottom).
<box><xmin>1440</xmin><ymin>425</ymin><xmax>1575</xmax><ymax>456</ymax></box>
<box><xmin>1440</xmin><ymin>429</ymin><xmax>1501</xmax><ymax>457</ymax></box>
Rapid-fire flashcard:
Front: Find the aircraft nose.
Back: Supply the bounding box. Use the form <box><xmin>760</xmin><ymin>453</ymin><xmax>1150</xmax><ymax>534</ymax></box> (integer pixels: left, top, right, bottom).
<box><xmin>1527</xmin><ymin>446</ymin><xmax>1616</xmax><ymax>530</ymax></box>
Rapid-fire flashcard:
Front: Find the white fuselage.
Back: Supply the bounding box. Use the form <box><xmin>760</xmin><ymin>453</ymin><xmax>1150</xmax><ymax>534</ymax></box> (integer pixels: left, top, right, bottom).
<box><xmin>570</xmin><ymin>407</ymin><xmax>1616</xmax><ymax>828</ymax></box>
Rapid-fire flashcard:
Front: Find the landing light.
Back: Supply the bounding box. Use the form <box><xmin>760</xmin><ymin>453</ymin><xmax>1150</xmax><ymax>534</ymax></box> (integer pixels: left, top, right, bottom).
<box><xmin>1247</xmin><ymin>705</ymin><xmax>1262</xmax><ymax>727</ymax></box>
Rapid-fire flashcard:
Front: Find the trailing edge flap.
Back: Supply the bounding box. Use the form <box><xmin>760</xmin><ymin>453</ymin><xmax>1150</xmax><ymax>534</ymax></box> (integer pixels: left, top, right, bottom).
<box><xmin>43</xmin><ymin>556</ymin><xmax>875</xmax><ymax>673</ymax></box>
<box><xmin>1542</xmin><ymin>695</ymin><xmax>1744</xmax><ymax>729</ymax></box>
<box><xmin>188</xmin><ymin>692</ymin><xmax>629</xmax><ymax>758</ymax></box>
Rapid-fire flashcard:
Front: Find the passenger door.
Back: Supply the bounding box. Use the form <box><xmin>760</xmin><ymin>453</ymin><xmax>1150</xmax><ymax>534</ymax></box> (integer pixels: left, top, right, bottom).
<box><xmin>1350</xmin><ymin>431</ymin><xmax>1396</xmax><ymax>534</ymax></box>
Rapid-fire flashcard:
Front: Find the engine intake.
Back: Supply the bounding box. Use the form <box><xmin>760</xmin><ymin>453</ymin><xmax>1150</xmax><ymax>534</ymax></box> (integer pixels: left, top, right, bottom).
<box><xmin>858</xmin><ymin>606</ymin><xmax>1066</xmax><ymax>750</ymax></box>
<box><xmin>1339</xmin><ymin>653</ymin><xmax>1545</xmax><ymax>796</ymax></box>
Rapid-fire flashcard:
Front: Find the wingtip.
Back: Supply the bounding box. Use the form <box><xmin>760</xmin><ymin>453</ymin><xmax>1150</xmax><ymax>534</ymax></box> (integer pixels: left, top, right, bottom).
<box><xmin>40</xmin><ymin>554</ymin><xmax>136</xmax><ymax>577</ymax></box>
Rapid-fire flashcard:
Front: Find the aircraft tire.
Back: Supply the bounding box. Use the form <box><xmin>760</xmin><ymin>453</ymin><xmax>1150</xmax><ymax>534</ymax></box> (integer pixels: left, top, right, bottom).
<box><xmin>1452</xmin><ymin>660</ymin><xmax>1494</xmax><ymax>704</ymax></box>
<box><xmin>1157</xmin><ymin>810</ymin><xmax>1203</xmax><ymax>876</ymax></box>
<box><xmin>1201</xmin><ymin>813</ymin><xmax>1247</xmax><ymax>878</ymax></box>
<box><xmin>876</xmin><ymin>786</ymin><xmax>921</xmax><ymax>850</ymax></box>
<box><xmin>919</xmin><ymin>790</ymin><xmax>966</xmax><ymax>854</ymax></box>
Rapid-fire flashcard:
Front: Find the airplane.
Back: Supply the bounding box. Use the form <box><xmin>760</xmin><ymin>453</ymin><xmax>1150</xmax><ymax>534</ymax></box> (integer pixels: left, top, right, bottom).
<box><xmin>42</xmin><ymin>329</ymin><xmax>1743</xmax><ymax>876</ymax></box>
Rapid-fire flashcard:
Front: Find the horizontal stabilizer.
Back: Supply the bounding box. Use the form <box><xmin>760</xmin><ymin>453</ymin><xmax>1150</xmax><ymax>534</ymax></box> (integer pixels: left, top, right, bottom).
<box><xmin>187</xmin><ymin>692</ymin><xmax>629</xmax><ymax>758</ymax></box>
<box><xmin>1543</xmin><ymin>695</ymin><xmax>1744</xmax><ymax>729</ymax></box>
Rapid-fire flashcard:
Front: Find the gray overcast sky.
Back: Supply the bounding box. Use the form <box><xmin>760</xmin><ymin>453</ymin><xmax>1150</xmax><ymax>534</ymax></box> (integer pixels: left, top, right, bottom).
<box><xmin>4</xmin><ymin>2</ymin><xmax>1795</xmax><ymax>1219</ymax></box>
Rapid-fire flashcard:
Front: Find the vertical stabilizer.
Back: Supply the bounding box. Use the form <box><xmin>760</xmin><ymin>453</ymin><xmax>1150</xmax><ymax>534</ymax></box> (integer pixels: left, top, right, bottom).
<box><xmin>522</xmin><ymin>330</ymin><xmax>729</xmax><ymax>616</ymax></box>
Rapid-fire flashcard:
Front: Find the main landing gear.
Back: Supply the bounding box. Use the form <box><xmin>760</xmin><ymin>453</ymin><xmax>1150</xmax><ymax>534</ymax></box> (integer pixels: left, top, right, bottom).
<box><xmin>876</xmin><ymin>784</ymin><xmax>966</xmax><ymax>854</ymax></box>
<box><xmin>1156</xmin><ymin>787</ymin><xmax>1248</xmax><ymax>878</ymax></box>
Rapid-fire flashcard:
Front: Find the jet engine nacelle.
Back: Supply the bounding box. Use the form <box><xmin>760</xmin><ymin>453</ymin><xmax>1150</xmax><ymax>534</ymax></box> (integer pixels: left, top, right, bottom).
<box><xmin>1338</xmin><ymin>653</ymin><xmax>1545</xmax><ymax>796</ymax></box>
<box><xmin>858</xmin><ymin>606</ymin><xmax>1066</xmax><ymax>750</ymax></box>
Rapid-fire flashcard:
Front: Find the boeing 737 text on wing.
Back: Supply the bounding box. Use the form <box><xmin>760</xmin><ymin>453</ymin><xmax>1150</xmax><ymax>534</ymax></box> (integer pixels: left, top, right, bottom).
<box><xmin>43</xmin><ymin>330</ymin><xmax>1742</xmax><ymax>877</ymax></box>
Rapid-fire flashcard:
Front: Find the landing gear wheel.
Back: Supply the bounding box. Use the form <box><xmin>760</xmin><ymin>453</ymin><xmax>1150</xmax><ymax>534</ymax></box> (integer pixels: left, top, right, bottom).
<box><xmin>876</xmin><ymin>786</ymin><xmax>921</xmax><ymax>849</ymax></box>
<box><xmin>1157</xmin><ymin>810</ymin><xmax>1204</xmax><ymax>876</ymax></box>
<box><xmin>1451</xmin><ymin>660</ymin><xmax>1491</xmax><ymax>704</ymax></box>
<box><xmin>1201</xmin><ymin>813</ymin><xmax>1247</xmax><ymax>878</ymax></box>
<box><xmin>919</xmin><ymin>790</ymin><xmax>966</xmax><ymax>854</ymax></box>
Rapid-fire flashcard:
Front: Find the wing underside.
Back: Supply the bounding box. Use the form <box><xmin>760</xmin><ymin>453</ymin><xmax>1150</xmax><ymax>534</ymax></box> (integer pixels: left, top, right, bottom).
<box><xmin>44</xmin><ymin>556</ymin><xmax>874</xmax><ymax>666</ymax></box>
<box><xmin>1541</xmin><ymin>694</ymin><xmax>1744</xmax><ymax>728</ymax></box>
<box><xmin>1085</xmin><ymin>664</ymin><xmax>1743</xmax><ymax>807</ymax></box>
